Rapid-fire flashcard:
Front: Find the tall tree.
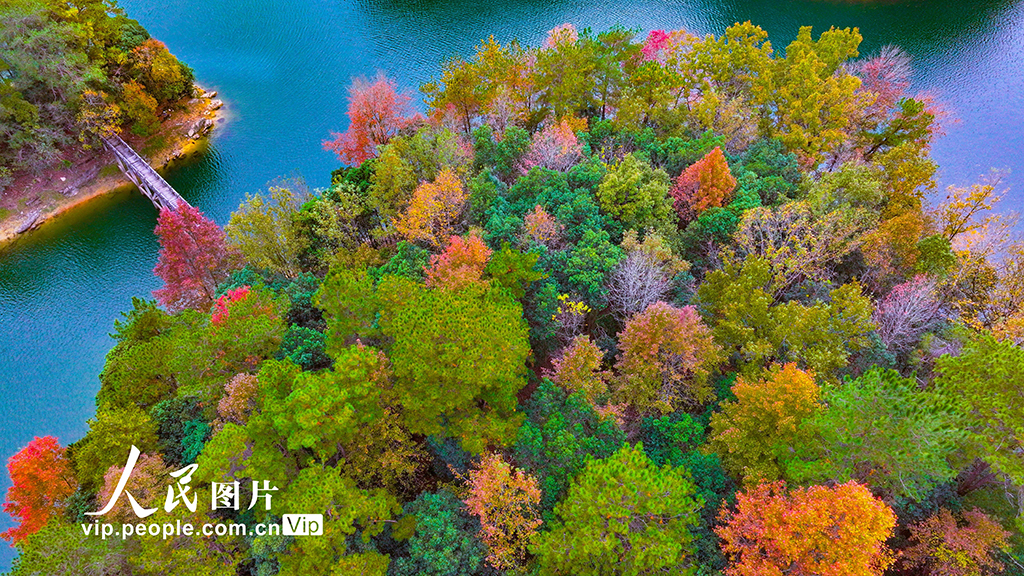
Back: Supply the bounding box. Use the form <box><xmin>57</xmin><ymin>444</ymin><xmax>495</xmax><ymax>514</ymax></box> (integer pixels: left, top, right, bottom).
<box><xmin>377</xmin><ymin>276</ymin><xmax>530</xmax><ymax>452</ymax></box>
<box><xmin>153</xmin><ymin>203</ymin><xmax>240</xmax><ymax>313</ymax></box>
<box><xmin>225</xmin><ymin>184</ymin><xmax>311</xmax><ymax>278</ymax></box>
<box><xmin>464</xmin><ymin>453</ymin><xmax>542</xmax><ymax>572</ymax></box>
<box><xmin>614</xmin><ymin>302</ymin><xmax>722</xmax><ymax>414</ymax></box>
<box><xmin>709</xmin><ymin>363</ymin><xmax>822</xmax><ymax>484</ymax></box>
<box><xmin>1</xmin><ymin>437</ymin><xmax>78</xmax><ymax>543</ymax></box>
<box><xmin>393</xmin><ymin>169</ymin><xmax>468</xmax><ymax>248</ymax></box>
<box><xmin>670</xmin><ymin>146</ymin><xmax>737</xmax><ymax>223</ymax></box>
<box><xmin>324</xmin><ymin>73</ymin><xmax>417</xmax><ymax>166</ymax></box>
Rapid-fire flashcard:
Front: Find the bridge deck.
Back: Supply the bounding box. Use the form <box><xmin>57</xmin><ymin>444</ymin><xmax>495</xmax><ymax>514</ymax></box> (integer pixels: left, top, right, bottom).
<box><xmin>103</xmin><ymin>135</ymin><xmax>191</xmax><ymax>211</ymax></box>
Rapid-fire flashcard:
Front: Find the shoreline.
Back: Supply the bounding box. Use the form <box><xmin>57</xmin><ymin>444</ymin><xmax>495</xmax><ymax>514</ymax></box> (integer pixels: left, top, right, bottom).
<box><xmin>0</xmin><ymin>84</ymin><xmax>228</xmax><ymax>251</ymax></box>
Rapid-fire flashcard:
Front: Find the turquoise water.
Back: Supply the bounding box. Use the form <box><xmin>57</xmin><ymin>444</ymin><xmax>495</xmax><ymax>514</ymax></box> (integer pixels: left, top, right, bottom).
<box><xmin>2</xmin><ymin>0</ymin><xmax>1023</xmax><ymax>566</ymax></box>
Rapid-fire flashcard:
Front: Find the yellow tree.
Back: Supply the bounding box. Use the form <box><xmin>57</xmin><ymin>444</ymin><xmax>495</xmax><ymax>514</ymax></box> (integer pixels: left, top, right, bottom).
<box><xmin>709</xmin><ymin>363</ymin><xmax>822</xmax><ymax>484</ymax></box>
<box><xmin>393</xmin><ymin>169</ymin><xmax>467</xmax><ymax>247</ymax></box>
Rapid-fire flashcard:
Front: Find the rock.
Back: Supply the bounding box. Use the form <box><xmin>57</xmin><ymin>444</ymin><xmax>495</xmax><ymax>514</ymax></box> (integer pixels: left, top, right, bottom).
<box><xmin>200</xmin><ymin>118</ymin><xmax>214</xmax><ymax>132</ymax></box>
<box><xmin>209</xmin><ymin>99</ymin><xmax>224</xmax><ymax>111</ymax></box>
<box><xmin>202</xmin><ymin>90</ymin><xmax>218</xmax><ymax>99</ymax></box>
<box><xmin>16</xmin><ymin>210</ymin><xmax>40</xmax><ymax>234</ymax></box>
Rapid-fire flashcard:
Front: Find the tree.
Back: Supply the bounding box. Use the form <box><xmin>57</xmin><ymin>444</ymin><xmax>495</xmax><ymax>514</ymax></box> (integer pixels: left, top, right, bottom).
<box><xmin>873</xmin><ymin>275</ymin><xmax>944</xmax><ymax>355</ymax></box>
<box><xmin>130</xmin><ymin>38</ymin><xmax>193</xmax><ymax>103</ymax></box>
<box><xmin>74</xmin><ymin>403</ymin><xmax>160</xmax><ymax>489</ymax></box>
<box><xmin>121</xmin><ymin>80</ymin><xmax>159</xmax><ymax>135</ymax></box>
<box><xmin>595</xmin><ymin>153</ymin><xmax>675</xmax><ymax>233</ymax></box>
<box><xmin>266</xmin><ymin>345</ymin><xmax>387</xmax><ymax>461</ymax></box>
<box><xmin>709</xmin><ymin>363</ymin><xmax>822</xmax><ymax>484</ymax></box>
<box><xmin>670</xmin><ymin>146</ymin><xmax>737</xmax><ymax>222</ymax></box>
<box><xmin>94</xmin><ymin>452</ymin><xmax>170</xmax><ymax>524</ymax></box>
<box><xmin>390</xmin><ymin>490</ymin><xmax>487</xmax><ymax>576</ymax></box>
<box><xmin>607</xmin><ymin>230</ymin><xmax>689</xmax><ymax>320</ymax></box>
<box><xmin>393</xmin><ymin>168</ymin><xmax>467</xmax><ymax>248</ymax></box>
<box><xmin>521</xmin><ymin>204</ymin><xmax>564</xmax><ymax>248</ymax></box>
<box><xmin>545</xmin><ymin>335</ymin><xmax>609</xmax><ymax>405</ymax></box>
<box><xmin>732</xmin><ymin>201</ymin><xmax>871</xmax><ymax>299</ymax></box>
<box><xmin>934</xmin><ymin>332</ymin><xmax>1024</xmax><ymax>485</ymax></box>
<box><xmin>314</xmin><ymin>266</ymin><xmax>379</xmax><ymax>354</ymax></box>
<box><xmin>464</xmin><ymin>453</ymin><xmax>542</xmax><ymax>571</ymax></box>
<box><xmin>531</xmin><ymin>443</ymin><xmax>703</xmax><ymax>576</ymax></box>
<box><xmin>519</xmin><ymin>118</ymin><xmax>584</xmax><ymax>173</ymax></box>
<box><xmin>153</xmin><ymin>203</ymin><xmax>241</xmax><ymax>313</ymax></box>
<box><xmin>614</xmin><ymin>302</ymin><xmax>722</xmax><ymax>415</ymax></box>
<box><xmin>424</xmin><ymin>229</ymin><xmax>492</xmax><ymax>289</ymax></box>
<box><xmin>903</xmin><ymin>508</ymin><xmax>1011</xmax><ymax>576</ymax></box>
<box><xmin>783</xmin><ymin>368</ymin><xmax>961</xmax><ymax>500</ymax></box>
<box><xmin>514</xmin><ymin>379</ymin><xmax>625</xmax><ymax>521</ymax></box>
<box><xmin>323</xmin><ymin>73</ymin><xmax>417</xmax><ymax>165</ymax></box>
<box><xmin>225</xmin><ymin>184</ymin><xmax>311</xmax><ymax>278</ymax></box>
<box><xmin>697</xmin><ymin>256</ymin><xmax>875</xmax><ymax>377</ymax></box>
<box><xmin>716</xmin><ymin>481</ymin><xmax>896</xmax><ymax>576</ymax></box>
<box><xmin>377</xmin><ymin>276</ymin><xmax>530</xmax><ymax>452</ymax></box>
<box><xmin>2</xmin><ymin>437</ymin><xmax>78</xmax><ymax>543</ymax></box>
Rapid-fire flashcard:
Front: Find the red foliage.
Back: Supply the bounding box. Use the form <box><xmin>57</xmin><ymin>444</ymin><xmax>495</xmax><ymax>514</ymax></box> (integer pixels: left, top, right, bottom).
<box><xmin>521</xmin><ymin>205</ymin><xmax>563</xmax><ymax>248</ymax></box>
<box><xmin>1</xmin><ymin>437</ymin><xmax>78</xmax><ymax>543</ymax></box>
<box><xmin>211</xmin><ymin>285</ymin><xmax>252</xmax><ymax>325</ymax></box>
<box><xmin>716</xmin><ymin>481</ymin><xmax>897</xmax><ymax>576</ymax></box>
<box><xmin>670</xmin><ymin>146</ymin><xmax>737</xmax><ymax>222</ymax></box>
<box><xmin>153</xmin><ymin>203</ymin><xmax>240</xmax><ymax>313</ymax></box>
<box><xmin>903</xmin><ymin>507</ymin><xmax>1011</xmax><ymax>576</ymax></box>
<box><xmin>424</xmin><ymin>230</ymin><xmax>492</xmax><ymax>290</ymax></box>
<box><xmin>641</xmin><ymin>30</ymin><xmax>671</xmax><ymax>63</ymax></box>
<box><xmin>853</xmin><ymin>46</ymin><xmax>911</xmax><ymax>113</ymax></box>
<box><xmin>323</xmin><ymin>73</ymin><xmax>417</xmax><ymax>166</ymax></box>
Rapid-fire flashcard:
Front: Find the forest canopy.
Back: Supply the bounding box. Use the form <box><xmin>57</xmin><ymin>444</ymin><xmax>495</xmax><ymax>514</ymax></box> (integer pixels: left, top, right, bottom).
<box><xmin>5</xmin><ymin>21</ymin><xmax>1024</xmax><ymax>576</ymax></box>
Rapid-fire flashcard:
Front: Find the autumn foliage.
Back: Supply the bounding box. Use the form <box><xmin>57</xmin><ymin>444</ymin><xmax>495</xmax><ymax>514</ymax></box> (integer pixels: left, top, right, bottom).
<box><xmin>518</xmin><ymin>118</ymin><xmax>584</xmax><ymax>173</ymax></box>
<box><xmin>153</xmin><ymin>203</ymin><xmax>240</xmax><ymax>313</ymax></box>
<box><xmin>324</xmin><ymin>73</ymin><xmax>418</xmax><ymax>166</ymax></box>
<box><xmin>2</xmin><ymin>436</ymin><xmax>78</xmax><ymax>543</ymax></box>
<box><xmin>902</xmin><ymin>508</ymin><xmax>1011</xmax><ymax>576</ymax></box>
<box><xmin>716</xmin><ymin>481</ymin><xmax>896</xmax><ymax>576</ymax></box>
<box><xmin>613</xmin><ymin>302</ymin><xmax>721</xmax><ymax>413</ymax></box>
<box><xmin>424</xmin><ymin>230</ymin><xmax>492</xmax><ymax>289</ymax></box>
<box><xmin>393</xmin><ymin>169</ymin><xmax>467</xmax><ymax>247</ymax></box>
<box><xmin>670</xmin><ymin>147</ymin><xmax>737</xmax><ymax>221</ymax></box>
<box><xmin>465</xmin><ymin>453</ymin><xmax>542</xmax><ymax>571</ymax></box>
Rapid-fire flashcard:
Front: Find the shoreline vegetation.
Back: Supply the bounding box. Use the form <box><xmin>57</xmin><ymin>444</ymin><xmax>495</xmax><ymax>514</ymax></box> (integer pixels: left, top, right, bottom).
<box><xmin>4</xmin><ymin>18</ymin><xmax>1024</xmax><ymax>576</ymax></box>
<box><xmin>1</xmin><ymin>0</ymin><xmax>208</xmax><ymax>249</ymax></box>
<box><xmin>0</xmin><ymin>86</ymin><xmax>225</xmax><ymax>249</ymax></box>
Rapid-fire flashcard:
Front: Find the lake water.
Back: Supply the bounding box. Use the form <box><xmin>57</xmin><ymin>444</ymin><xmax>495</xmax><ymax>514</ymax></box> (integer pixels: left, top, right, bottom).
<box><xmin>2</xmin><ymin>0</ymin><xmax>1022</xmax><ymax>566</ymax></box>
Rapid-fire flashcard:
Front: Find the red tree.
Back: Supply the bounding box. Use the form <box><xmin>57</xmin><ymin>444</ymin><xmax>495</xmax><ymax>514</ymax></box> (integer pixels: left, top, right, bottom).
<box><xmin>716</xmin><ymin>481</ymin><xmax>896</xmax><ymax>576</ymax></box>
<box><xmin>903</xmin><ymin>507</ymin><xmax>1011</xmax><ymax>576</ymax></box>
<box><xmin>211</xmin><ymin>285</ymin><xmax>252</xmax><ymax>325</ymax></box>
<box><xmin>873</xmin><ymin>275</ymin><xmax>943</xmax><ymax>354</ymax></box>
<box><xmin>424</xmin><ymin>230</ymin><xmax>492</xmax><ymax>290</ymax></box>
<box><xmin>323</xmin><ymin>73</ymin><xmax>418</xmax><ymax>166</ymax></box>
<box><xmin>670</xmin><ymin>146</ymin><xmax>737</xmax><ymax>222</ymax></box>
<box><xmin>153</xmin><ymin>202</ymin><xmax>240</xmax><ymax>313</ymax></box>
<box><xmin>2</xmin><ymin>436</ymin><xmax>78</xmax><ymax>543</ymax></box>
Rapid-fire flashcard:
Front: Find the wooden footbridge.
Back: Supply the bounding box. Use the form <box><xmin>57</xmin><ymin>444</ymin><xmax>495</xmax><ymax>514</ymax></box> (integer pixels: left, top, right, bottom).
<box><xmin>102</xmin><ymin>135</ymin><xmax>191</xmax><ymax>211</ymax></box>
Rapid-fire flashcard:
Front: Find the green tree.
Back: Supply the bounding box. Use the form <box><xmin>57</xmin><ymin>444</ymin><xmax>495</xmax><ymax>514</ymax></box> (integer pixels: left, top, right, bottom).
<box><xmin>391</xmin><ymin>490</ymin><xmax>487</xmax><ymax>576</ymax></box>
<box><xmin>934</xmin><ymin>333</ymin><xmax>1024</xmax><ymax>485</ymax></box>
<box><xmin>74</xmin><ymin>403</ymin><xmax>160</xmax><ymax>489</ymax></box>
<box><xmin>595</xmin><ymin>153</ymin><xmax>675</xmax><ymax>234</ymax></box>
<box><xmin>377</xmin><ymin>276</ymin><xmax>531</xmax><ymax>453</ymax></box>
<box><xmin>783</xmin><ymin>368</ymin><xmax>961</xmax><ymax>500</ymax></box>
<box><xmin>226</xmin><ymin>184</ymin><xmax>311</xmax><ymax>278</ymax></box>
<box><xmin>531</xmin><ymin>443</ymin><xmax>703</xmax><ymax>576</ymax></box>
